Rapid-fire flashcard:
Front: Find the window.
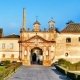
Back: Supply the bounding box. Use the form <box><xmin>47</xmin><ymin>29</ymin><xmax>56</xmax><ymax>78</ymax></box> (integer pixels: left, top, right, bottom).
<box><xmin>11</xmin><ymin>54</ymin><xmax>14</xmax><ymax>58</ymax></box>
<box><xmin>2</xmin><ymin>54</ymin><xmax>5</xmax><ymax>58</ymax></box>
<box><xmin>78</xmin><ymin>37</ymin><xmax>80</xmax><ymax>42</ymax></box>
<box><xmin>2</xmin><ymin>43</ymin><xmax>5</xmax><ymax>49</ymax></box>
<box><xmin>65</xmin><ymin>53</ymin><xmax>68</xmax><ymax>57</ymax></box>
<box><xmin>10</xmin><ymin>43</ymin><xmax>13</xmax><ymax>49</ymax></box>
<box><xmin>66</xmin><ymin>38</ymin><xmax>71</xmax><ymax>43</ymax></box>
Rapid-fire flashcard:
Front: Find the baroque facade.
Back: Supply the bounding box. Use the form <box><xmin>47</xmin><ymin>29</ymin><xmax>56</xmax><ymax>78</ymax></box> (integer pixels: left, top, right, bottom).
<box><xmin>0</xmin><ymin>8</ymin><xmax>80</xmax><ymax>66</ymax></box>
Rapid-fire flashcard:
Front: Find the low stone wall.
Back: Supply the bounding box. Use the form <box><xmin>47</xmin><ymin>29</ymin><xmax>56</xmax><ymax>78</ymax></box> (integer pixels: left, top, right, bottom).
<box><xmin>55</xmin><ymin>65</ymin><xmax>80</xmax><ymax>80</ymax></box>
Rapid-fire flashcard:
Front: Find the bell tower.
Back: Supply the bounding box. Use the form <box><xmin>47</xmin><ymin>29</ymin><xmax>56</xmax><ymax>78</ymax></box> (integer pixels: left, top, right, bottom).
<box><xmin>48</xmin><ymin>19</ymin><xmax>56</xmax><ymax>41</ymax></box>
<box><xmin>33</xmin><ymin>20</ymin><xmax>40</xmax><ymax>32</ymax></box>
<box><xmin>48</xmin><ymin>18</ymin><xmax>55</xmax><ymax>31</ymax></box>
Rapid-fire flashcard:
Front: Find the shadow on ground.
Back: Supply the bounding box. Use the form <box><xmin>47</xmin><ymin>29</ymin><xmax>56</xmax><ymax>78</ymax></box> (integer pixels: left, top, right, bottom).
<box><xmin>52</xmin><ymin>67</ymin><xmax>71</xmax><ymax>80</ymax></box>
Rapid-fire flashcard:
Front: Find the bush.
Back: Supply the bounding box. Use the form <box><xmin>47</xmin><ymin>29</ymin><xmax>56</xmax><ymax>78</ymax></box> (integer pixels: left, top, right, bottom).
<box><xmin>4</xmin><ymin>60</ymin><xmax>10</xmax><ymax>65</ymax></box>
<box><xmin>55</xmin><ymin>59</ymin><xmax>80</xmax><ymax>80</ymax></box>
<box><xmin>57</xmin><ymin>58</ymin><xmax>80</xmax><ymax>71</ymax></box>
<box><xmin>58</xmin><ymin>58</ymin><xmax>71</xmax><ymax>68</ymax></box>
<box><xmin>0</xmin><ymin>60</ymin><xmax>10</xmax><ymax>66</ymax></box>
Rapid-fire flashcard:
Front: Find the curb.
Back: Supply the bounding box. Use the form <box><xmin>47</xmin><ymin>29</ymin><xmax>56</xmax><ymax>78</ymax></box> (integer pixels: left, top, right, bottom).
<box><xmin>4</xmin><ymin>66</ymin><xmax>22</xmax><ymax>80</ymax></box>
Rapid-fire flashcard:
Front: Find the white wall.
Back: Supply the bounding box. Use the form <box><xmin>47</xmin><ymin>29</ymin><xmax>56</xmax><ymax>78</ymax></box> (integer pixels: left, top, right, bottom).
<box><xmin>0</xmin><ymin>38</ymin><xmax>19</xmax><ymax>60</ymax></box>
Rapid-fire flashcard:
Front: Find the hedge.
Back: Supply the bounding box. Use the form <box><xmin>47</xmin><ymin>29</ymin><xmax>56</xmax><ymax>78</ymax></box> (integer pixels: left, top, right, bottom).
<box><xmin>58</xmin><ymin>58</ymin><xmax>80</xmax><ymax>71</ymax></box>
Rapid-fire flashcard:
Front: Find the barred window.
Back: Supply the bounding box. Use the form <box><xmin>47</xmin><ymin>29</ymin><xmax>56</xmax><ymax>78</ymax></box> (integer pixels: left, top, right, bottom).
<box><xmin>66</xmin><ymin>38</ymin><xmax>71</xmax><ymax>43</ymax></box>
<box><xmin>2</xmin><ymin>43</ymin><xmax>5</xmax><ymax>49</ymax></box>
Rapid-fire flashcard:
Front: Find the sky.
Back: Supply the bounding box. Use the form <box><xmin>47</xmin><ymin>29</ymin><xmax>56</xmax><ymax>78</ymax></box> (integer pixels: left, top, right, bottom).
<box><xmin>0</xmin><ymin>0</ymin><xmax>80</xmax><ymax>35</ymax></box>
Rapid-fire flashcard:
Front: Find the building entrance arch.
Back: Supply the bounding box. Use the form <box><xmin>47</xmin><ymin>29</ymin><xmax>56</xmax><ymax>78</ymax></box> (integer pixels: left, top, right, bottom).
<box><xmin>31</xmin><ymin>47</ymin><xmax>43</xmax><ymax>65</ymax></box>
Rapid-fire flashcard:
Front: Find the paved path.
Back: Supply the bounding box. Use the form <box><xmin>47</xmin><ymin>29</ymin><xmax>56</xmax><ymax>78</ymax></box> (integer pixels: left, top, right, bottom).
<box><xmin>7</xmin><ymin>65</ymin><xmax>71</xmax><ymax>80</ymax></box>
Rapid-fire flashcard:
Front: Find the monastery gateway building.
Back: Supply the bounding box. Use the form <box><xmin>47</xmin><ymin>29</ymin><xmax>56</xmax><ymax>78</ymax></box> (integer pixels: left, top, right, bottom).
<box><xmin>0</xmin><ymin>8</ymin><xmax>80</xmax><ymax>66</ymax></box>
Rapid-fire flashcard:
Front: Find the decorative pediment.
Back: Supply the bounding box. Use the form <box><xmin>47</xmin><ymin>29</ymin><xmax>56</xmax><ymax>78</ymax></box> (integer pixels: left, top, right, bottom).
<box><xmin>23</xmin><ymin>35</ymin><xmax>55</xmax><ymax>43</ymax></box>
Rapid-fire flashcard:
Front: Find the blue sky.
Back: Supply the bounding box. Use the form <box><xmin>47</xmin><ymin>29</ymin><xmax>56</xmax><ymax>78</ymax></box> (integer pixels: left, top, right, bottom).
<box><xmin>0</xmin><ymin>0</ymin><xmax>80</xmax><ymax>35</ymax></box>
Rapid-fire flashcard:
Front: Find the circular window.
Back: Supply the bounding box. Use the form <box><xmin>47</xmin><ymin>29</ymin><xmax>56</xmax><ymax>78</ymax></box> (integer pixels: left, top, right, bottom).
<box><xmin>65</xmin><ymin>53</ymin><xmax>68</xmax><ymax>57</ymax></box>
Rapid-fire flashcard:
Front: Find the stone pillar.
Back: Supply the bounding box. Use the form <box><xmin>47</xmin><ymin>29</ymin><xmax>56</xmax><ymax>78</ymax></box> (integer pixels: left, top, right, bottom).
<box><xmin>43</xmin><ymin>47</ymin><xmax>51</xmax><ymax>66</ymax></box>
<box><xmin>19</xmin><ymin>43</ymin><xmax>22</xmax><ymax>61</ymax></box>
<box><xmin>23</xmin><ymin>47</ymin><xmax>31</xmax><ymax>66</ymax></box>
<box><xmin>21</xmin><ymin>45</ymin><xmax>25</xmax><ymax>64</ymax></box>
<box><xmin>27</xmin><ymin>47</ymin><xmax>31</xmax><ymax>66</ymax></box>
<box><xmin>49</xmin><ymin>45</ymin><xmax>55</xmax><ymax>64</ymax></box>
<box><xmin>43</xmin><ymin>47</ymin><xmax>46</xmax><ymax>60</ymax></box>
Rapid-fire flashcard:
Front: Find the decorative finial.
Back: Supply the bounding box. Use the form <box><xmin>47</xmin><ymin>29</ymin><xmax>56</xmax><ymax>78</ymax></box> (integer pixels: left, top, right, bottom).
<box><xmin>36</xmin><ymin>16</ymin><xmax>38</xmax><ymax>21</ymax></box>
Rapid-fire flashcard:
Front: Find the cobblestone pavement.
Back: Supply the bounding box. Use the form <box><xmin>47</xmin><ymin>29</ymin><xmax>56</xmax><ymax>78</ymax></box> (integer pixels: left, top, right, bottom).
<box><xmin>7</xmin><ymin>65</ymin><xmax>71</xmax><ymax>80</ymax></box>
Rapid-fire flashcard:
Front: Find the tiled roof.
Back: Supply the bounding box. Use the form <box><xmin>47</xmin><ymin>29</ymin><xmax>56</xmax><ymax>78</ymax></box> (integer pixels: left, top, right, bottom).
<box><xmin>61</xmin><ymin>23</ymin><xmax>80</xmax><ymax>33</ymax></box>
<box><xmin>4</xmin><ymin>34</ymin><xmax>20</xmax><ymax>38</ymax></box>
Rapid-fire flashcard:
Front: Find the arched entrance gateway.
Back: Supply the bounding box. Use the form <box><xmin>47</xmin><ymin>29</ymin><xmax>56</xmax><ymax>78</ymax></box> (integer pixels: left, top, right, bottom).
<box><xmin>31</xmin><ymin>47</ymin><xmax>43</xmax><ymax>65</ymax></box>
<box><xmin>19</xmin><ymin>34</ymin><xmax>56</xmax><ymax>66</ymax></box>
<box><xmin>18</xmin><ymin>8</ymin><xmax>56</xmax><ymax>66</ymax></box>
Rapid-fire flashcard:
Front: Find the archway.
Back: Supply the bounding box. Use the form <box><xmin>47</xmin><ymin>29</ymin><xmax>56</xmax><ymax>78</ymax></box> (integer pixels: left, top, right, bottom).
<box><xmin>31</xmin><ymin>47</ymin><xmax>43</xmax><ymax>65</ymax></box>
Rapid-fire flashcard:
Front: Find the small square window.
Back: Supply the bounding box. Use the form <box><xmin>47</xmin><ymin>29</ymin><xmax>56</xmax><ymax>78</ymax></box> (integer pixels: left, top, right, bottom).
<box><xmin>66</xmin><ymin>38</ymin><xmax>71</xmax><ymax>43</ymax></box>
<box><xmin>2</xmin><ymin>43</ymin><xmax>5</xmax><ymax>49</ymax></box>
<box><xmin>10</xmin><ymin>43</ymin><xmax>13</xmax><ymax>49</ymax></box>
<box><xmin>2</xmin><ymin>54</ymin><xmax>5</xmax><ymax>58</ymax></box>
<box><xmin>11</xmin><ymin>54</ymin><xmax>14</xmax><ymax>58</ymax></box>
<box><xmin>78</xmin><ymin>37</ymin><xmax>80</xmax><ymax>42</ymax></box>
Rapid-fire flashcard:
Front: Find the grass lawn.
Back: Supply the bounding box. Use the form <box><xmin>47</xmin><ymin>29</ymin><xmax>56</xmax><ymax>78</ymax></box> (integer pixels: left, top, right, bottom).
<box><xmin>0</xmin><ymin>66</ymin><xmax>5</xmax><ymax>72</ymax></box>
<box><xmin>0</xmin><ymin>66</ymin><xmax>5</xmax><ymax>80</ymax></box>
